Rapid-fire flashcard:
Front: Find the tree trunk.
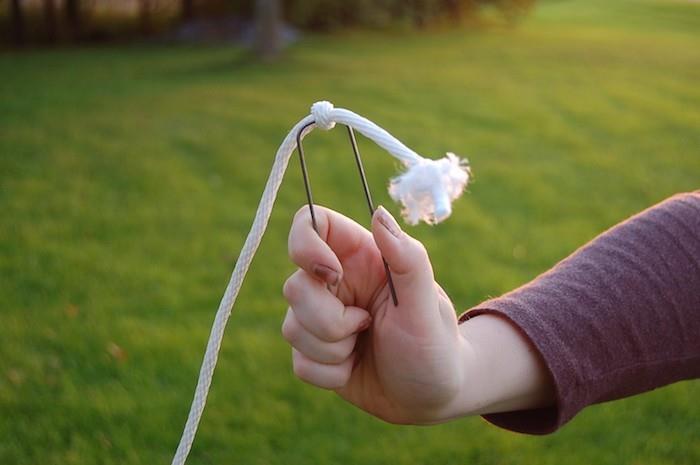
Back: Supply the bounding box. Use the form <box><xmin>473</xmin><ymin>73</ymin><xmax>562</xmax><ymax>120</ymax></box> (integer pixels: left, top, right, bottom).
<box><xmin>444</xmin><ymin>0</ymin><xmax>462</xmax><ymax>22</ymax></box>
<box><xmin>412</xmin><ymin>0</ymin><xmax>428</xmax><ymax>28</ymax></box>
<box><xmin>139</xmin><ymin>0</ymin><xmax>152</xmax><ymax>35</ymax></box>
<box><xmin>65</xmin><ymin>0</ymin><xmax>81</xmax><ymax>41</ymax></box>
<box><xmin>255</xmin><ymin>0</ymin><xmax>282</xmax><ymax>60</ymax></box>
<box><xmin>182</xmin><ymin>0</ymin><xmax>194</xmax><ymax>22</ymax></box>
<box><xmin>9</xmin><ymin>0</ymin><xmax>25</xmax><ymax>46</ymax></box>
<box><xmin>43</xmin><ymin>0</ymin><xmax>57</xmax><ymax>43</ymax></box>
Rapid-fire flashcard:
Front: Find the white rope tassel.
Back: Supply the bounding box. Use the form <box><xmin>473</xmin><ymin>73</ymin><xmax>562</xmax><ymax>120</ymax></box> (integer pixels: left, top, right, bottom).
<box><xmin>170</xmin><ymin>101</ymin><xmax>470</xmax><ymax>465</ymax></box>
<box><xmin>389</xmin><ymin>153</ymin><xmax>471</xmax><ymax>225</ymax></box>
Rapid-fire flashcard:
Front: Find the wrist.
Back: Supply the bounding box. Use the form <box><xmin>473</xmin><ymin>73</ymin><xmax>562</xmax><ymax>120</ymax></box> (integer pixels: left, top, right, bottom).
<box><xmin>413</xmin><ymin>329</ymin><xmax>480</xmax><ymax>425</ymax></box>
<box><xmin>453</xmin><ymin>312</ymin><xmax>555</xmax><ymax>417</ymax></box>
<box><xmin>444</xmin><ymin>323</ymin><xmax>483</xmax><ymax>419</ymax></box>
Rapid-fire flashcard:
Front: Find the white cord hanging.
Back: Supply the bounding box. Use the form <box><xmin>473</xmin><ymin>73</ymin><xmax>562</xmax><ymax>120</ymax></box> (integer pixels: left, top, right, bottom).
<box><xmin>170</xmin><ymin>101</ymin><xmax>471</xmax><ymax>465</ymax></box>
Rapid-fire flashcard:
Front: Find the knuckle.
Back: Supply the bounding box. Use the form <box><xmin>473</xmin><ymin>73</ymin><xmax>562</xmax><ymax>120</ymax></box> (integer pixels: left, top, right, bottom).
<box><xmin>410</xmin><ymin>238</ymin><xmax>430</xmax><ymax>262</ymax></box>
<box><xmin>325</xmin><ymin>377</ymin><xmax>344</xmax><ymax>390</ymax></box>
<box><xmin>288</xmin><ymin>207</ymin><xmax>312</xmax><ymax>262</ymax></box>
<box><xmin>281</xmin><ymin>314</ymin><xmax>298</xmax><ymax>344</ymax></box>
<box><xmin>326</xmin><ymin>338</ymin><xmax>354</xmax><ymax>364</ymax></box>
<box><xmin>293</xmin><ymin>205</ymin><xmax>311</xmax><ymax>222</ymax></box>
<box><xmin>317</xmin><ymin>316</ymin><xmax>345</xmax><ymax>342</ymax></box>
<box><xmin>288</xmin><ymin>242</ymin><xmax>307</xmax><ymax>267</ymax></box>
<box><xmin>325</xmin><ymin>349</ymin><xmax>345</xmax><ymax>365</ymax></box>
<box><xmin>293</xmin><ymin>351</ymin><xmax>351</xmax><ymax>389</ymax></box>
<box><xmin>282</xmin><ymin>273</ymin><xmax>301</xmax><ymax>302</ymax></box>
<box><xmin>338</xmin><ymin>369</ymin><xmax>352</xmax><ymax>387</ymax></box>
<box><xmin>333</xmin><ymin>362</ymin><xmax>353</xmax><ymax>388</ymax></box>
<box><xmin>292</xmin><ymin>356</ymin><xmax>312</xmax><ymax>382</ymax></box>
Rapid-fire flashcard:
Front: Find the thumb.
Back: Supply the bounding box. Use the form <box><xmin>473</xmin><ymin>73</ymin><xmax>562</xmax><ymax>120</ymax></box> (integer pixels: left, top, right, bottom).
<box><xmin>371</xmin><ymin>206</ymin><xmax>438</xmax><ymax>324</ymax></box>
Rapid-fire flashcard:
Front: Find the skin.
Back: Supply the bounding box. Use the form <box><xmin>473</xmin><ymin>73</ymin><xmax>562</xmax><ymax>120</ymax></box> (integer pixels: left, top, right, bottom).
<box><xmin>281</xmin><ymin>205</ymin><xmax>554</xmax><ymax>425</ymax></box>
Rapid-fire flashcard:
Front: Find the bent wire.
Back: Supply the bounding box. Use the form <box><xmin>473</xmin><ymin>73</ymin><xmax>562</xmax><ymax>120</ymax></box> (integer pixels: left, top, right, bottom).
<box><xmin>171</xmin><ymin>101</ymin><xmax>471</xmax><ymax>465</ymax></box>
<box><xmin>296</xmin><ymin>121</ymin><xmax>399</xmax><ymax>306</ymax></box>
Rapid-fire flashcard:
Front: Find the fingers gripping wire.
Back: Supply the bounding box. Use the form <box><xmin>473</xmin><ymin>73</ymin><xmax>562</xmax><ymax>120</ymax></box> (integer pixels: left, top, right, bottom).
<box><xmin>295</xmin><ymin>120</ymin><xmax>399</xmax><ymax>306</ymax></box>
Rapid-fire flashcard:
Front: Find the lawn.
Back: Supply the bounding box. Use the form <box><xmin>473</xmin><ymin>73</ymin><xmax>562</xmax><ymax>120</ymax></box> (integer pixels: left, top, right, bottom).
<box><xmin>1</xmin><ymin>0</ymin><xmax>699</xmax><ymax>464</ymax></box>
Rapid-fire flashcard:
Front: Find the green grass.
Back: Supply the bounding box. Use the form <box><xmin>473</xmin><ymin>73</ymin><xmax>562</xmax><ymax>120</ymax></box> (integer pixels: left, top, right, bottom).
<box><xmin>1</xmin><ymin>0</ymin><xmax>699</xmax><ymax>463</ymax></box>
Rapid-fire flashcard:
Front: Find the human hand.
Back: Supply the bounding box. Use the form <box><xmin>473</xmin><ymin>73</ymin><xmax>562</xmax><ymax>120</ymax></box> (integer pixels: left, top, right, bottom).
<box><xmin>281</xmin><ymin>205</ymin><xmax>472</xmax><ymax>424</ymax></box>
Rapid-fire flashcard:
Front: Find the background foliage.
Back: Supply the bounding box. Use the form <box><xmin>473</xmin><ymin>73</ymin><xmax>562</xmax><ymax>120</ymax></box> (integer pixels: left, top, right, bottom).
<box><xmin>0</xmin><ymin>0</ymin><xmax>535</xmax><ymax>45</ymax></box>
<box><xmin>1</xmin><ymin>0</ymin><xmax>699</xmax><ymax>464</ymax></box>
<box><xmin>284</xmin><ymin>0</ymin><xmax>535</xmax><ymax>30</ymax></box>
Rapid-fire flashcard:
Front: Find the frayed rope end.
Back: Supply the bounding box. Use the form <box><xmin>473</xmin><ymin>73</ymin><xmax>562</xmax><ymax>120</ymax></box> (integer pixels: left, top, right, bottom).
<box><xmin>388</xmin><ymin>153</ymin><xmax>471</xmax><ymax>226</ymax></box>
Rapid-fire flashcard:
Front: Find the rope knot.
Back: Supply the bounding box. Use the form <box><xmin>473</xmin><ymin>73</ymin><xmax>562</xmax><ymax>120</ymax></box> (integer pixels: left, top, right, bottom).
<box><xmin>311</xmin><ymin>101</ymin><xmax>336</xmax><ymax>130</ymax></box>
<box><xmin>389</xmin><ymin>153</ymin><xmax>471</xmax><ymax>225</ymax></box>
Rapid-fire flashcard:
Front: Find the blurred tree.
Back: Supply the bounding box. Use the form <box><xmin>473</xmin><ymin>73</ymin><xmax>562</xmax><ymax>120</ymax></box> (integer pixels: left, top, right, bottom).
<box><xmin>182</xmin><ymin>0</ymin><xmax>195</xmax><ymax>21</ymax></box>
<box><xmin>443</xmin><ymin>0</ymin><xmax>477</xmax><ymax>23</ymax></box>
<box><xmin>285</xmin><ymin>0</ymin><xmax>535</xmax><ymax>30</ymax></box>
<box><xmin>255</xmin><ymin>0</ymin><xmax>282</xmax><ymax>60</ymax></box>
<box><xmin>9</xmin><ymin>0</ymin><xmax>25</xmax><ymax>45</ymax></box>
<box><xmin>139</xmin><ymin>0</ymin><xmax>153</xmax><ymax>34</ymax></box>
<box><xmin>43</xmin><ymin>0</ymin><xmax>57</xmax><ymax>43</ymax></box>
<box><xmin>412</xmin><ymin>0</ymin><xmax>429</xmax><ymax>28</ymax></box>
<box><xmin>0</xmin><ymin>0</ymin><xmax>536</xmax><ymax>47</ymax></box>
<box><xmin>64</xmin><ymin>0</ymin><xmax>82</xmax><ymax>40</ymax></box>
<box><xmin>497</xmin><ymin>0</ymin><xmax>536</xmax><ymax>24</ymax></box>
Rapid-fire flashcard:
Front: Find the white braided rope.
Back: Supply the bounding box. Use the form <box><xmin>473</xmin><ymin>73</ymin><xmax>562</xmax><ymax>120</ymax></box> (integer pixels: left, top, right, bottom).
<box><xmin>170</xmin><ymin>101</ymin><xmax>470</xmax><ymax>465</ymax></box>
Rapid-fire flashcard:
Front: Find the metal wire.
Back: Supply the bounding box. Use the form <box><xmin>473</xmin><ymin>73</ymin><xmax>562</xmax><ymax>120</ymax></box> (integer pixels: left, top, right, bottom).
<box><xmin>296</xmin><ymin>121</ymin><xmax>399</xmax><ymax>306</ymax></box>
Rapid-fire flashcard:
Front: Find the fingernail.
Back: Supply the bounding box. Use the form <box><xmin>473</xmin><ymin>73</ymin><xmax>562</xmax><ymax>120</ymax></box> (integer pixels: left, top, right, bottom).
<box><xmin>376</xmin><ymin>206</ymin><xmax>402</xmax><ymax>238</ymax></box>
<box><xmin>357</xmin><ymin>316</ymin><xmax>372</xmax><ymax>332</ymax></box>
<box><xmin>312</xmin><ymin>264</ymin><xmax>340</xmax><ymax>286</ymax></box>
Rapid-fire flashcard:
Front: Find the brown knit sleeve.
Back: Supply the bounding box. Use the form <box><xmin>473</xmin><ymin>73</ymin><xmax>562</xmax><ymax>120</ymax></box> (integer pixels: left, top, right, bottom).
<box><xmin>459</xmin><ymin>191</ymin><xmax>700</xmax><ymax>435</ymax></box>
